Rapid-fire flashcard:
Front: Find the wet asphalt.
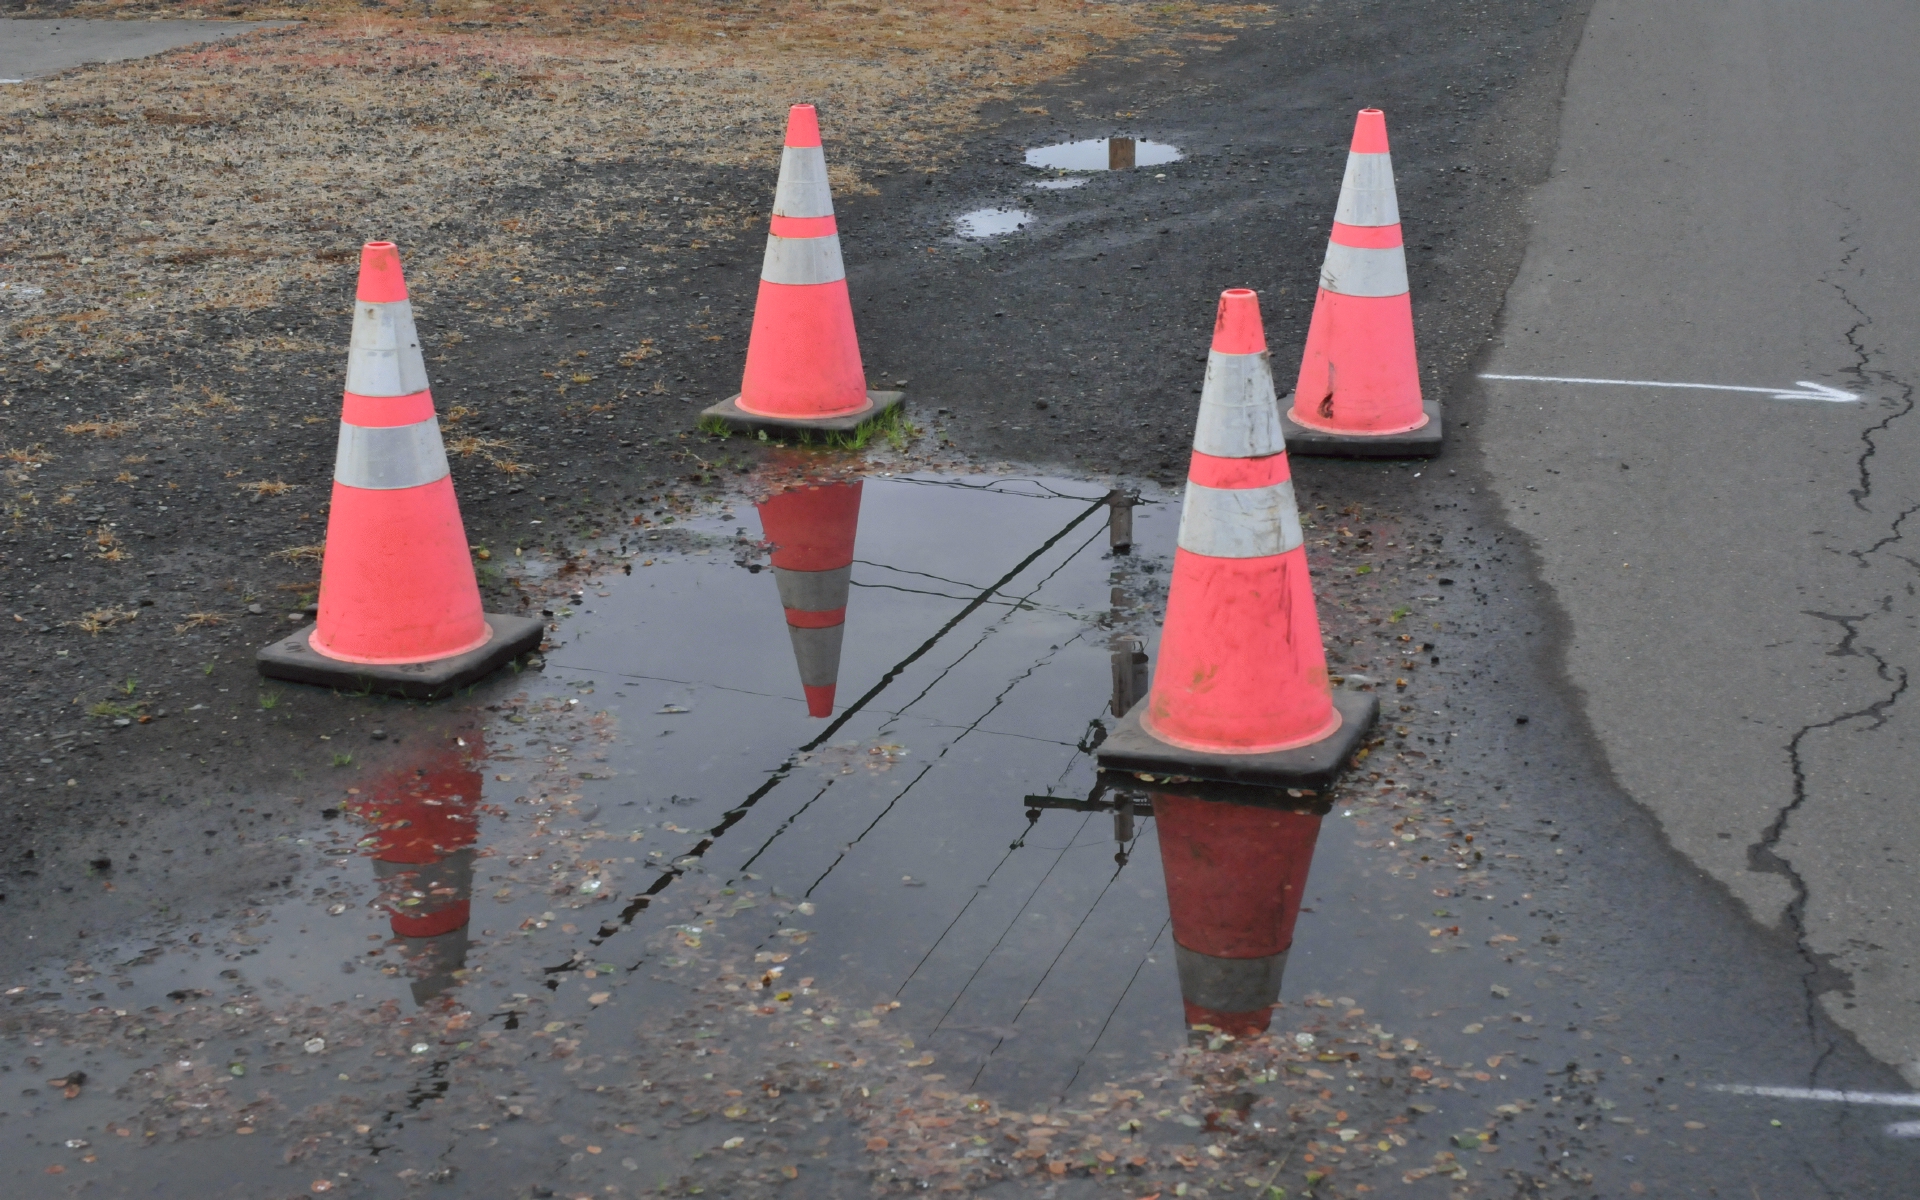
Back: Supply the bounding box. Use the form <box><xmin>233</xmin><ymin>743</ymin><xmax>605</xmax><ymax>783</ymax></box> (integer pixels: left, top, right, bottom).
<box><xmin>5</xmin><ymin>0</ymin><xmax>1919</xmax><ymax>1195</ymax></box>
<box><xmin>1478</xmin><ymin>0</ymin><xmax>1920</xmax><ymax>1095</ymax></box>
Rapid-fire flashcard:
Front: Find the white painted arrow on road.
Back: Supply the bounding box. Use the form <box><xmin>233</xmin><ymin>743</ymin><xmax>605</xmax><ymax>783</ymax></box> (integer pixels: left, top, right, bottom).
<box><xmin>1479</xmin><ymin>373</ymin><xmax>1860</xmax><ymax>403</ymax></box>
<box><xmin>1707</xmin><ymin>1083</ymin><xmax>1920</xmax><ymax>1138</ymax></box>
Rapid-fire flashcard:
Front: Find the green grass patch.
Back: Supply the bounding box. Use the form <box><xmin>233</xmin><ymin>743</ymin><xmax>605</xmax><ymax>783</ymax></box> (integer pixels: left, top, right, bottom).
<box><xmin>699</xmin><ymin>403</ymin><xmax>920</xmax><ymax>451</ymax></box>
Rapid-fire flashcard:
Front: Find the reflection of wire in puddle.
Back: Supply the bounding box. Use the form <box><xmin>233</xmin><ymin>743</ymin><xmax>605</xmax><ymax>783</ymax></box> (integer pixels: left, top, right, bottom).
<box><xmin>954</xmin><ymin>206</ymin><xmax>1032</xmax><ymax>239</ymax></box>
<box><xmin>589</xmin><ymin>496</ymin><xmax>1110</xmax><ymax>944</ymax></box>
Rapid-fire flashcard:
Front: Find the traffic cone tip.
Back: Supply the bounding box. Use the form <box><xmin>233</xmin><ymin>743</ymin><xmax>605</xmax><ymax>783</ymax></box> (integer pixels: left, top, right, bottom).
<box><xmin>785</xmin><ymin>104</ymin><xmax>822</xmax><ymax>148</ymax></box>
<box><xmin>1350</xmin><ymin>108</ymin><xmax>1390</xmax><ymax>154</ymax></box>
<box><xmin>356</xmin><ymin>241</ymin><xmax>410</xmax><ymax>303</ymax></box>
<box><xmin>1211</xmin><ymin>288</ymin><xmax>1267</xmax><ymax>355</ymax></box>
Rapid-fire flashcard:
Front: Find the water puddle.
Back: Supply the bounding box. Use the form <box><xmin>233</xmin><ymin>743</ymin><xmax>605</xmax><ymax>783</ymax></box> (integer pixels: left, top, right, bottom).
<box><xmin>1023</xmin><ymin>137</ymin><xmax>1183</xmax><ymax>172</ymax></box>
<box><xmin>1025</xmin><ymin>177</ymin><xmax>1088</xmax><ymax>191</ymax></box>
<box><xmin>0</xmin><ymin>467</ymin><xmax>1783</xmax><ymax>1196</ymax></box>
<box><xmin>953</xmin><ymin>207</ymin><xmax>1033</xmax><ymax>239</ymax></box>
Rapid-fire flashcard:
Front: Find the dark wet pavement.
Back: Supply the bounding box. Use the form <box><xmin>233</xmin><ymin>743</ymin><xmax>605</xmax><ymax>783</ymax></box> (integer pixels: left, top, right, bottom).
<box><xmin>5</xmin><ymin>467</ymin><xmax>1916</xmax><ymax>1197</ymax></box>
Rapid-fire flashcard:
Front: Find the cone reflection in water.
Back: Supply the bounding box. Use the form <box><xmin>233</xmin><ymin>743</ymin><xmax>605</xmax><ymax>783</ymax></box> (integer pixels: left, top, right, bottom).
<box><xmin>1151</xmin><ymin>788</ymin><xmax>1322</xmax><ymax>1036</ymax></box>
<box><xmin>351</xmin><ymin>733</ymin><xmax>485</xmax><ymax>1005</ymax></box>
<box><xmin>756</xmin><ymin>479</ymin><xmax>862</xmax><ymax>717</ymax></box>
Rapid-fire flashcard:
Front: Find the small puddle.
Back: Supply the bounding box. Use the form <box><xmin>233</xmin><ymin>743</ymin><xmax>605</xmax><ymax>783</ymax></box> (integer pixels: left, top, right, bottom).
<box><xmin>953</xmin><ymin>206</ymin><xmax>1033</xmax><ymax>239</ymax></box>
<box><xmin>1025</xmin><ymin>177</ymin><xmax>1088</xmax><ymax>191</ymax></box>
<box><xmin>1023</xmin><ymin>136</ymin><xmax>1183</xmax><ymax>172</ymax></box>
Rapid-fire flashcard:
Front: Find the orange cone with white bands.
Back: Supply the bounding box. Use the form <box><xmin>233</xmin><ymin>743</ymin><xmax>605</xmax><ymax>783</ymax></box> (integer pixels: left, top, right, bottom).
<box><xmin>309</xmin><ymin>242</ymin><xmax>490</xmax><ymax>665</ymax></box>
<box><xmin>736</xmin><ymin>105</ymin><xmax>872</xmax><ymax>421</ymax></box>
<box><xmin>1154</xmin><ymin>790</ymin><xmax>1321</xmax><ymax>1036</ymax></box>
<box><xmin>758</xmin><ymin>479</ymin><xmax>862</xmax><ymax>717</ymax></box>
<box><xmin>1288</xmin><ymin>108</ymin><xmax>1428</xmax><ymax>437</ymax></box>
<box><xmin>1143</xmin><ymin>289</ymin><xmax>1340</xmax><ymax>754</ymax></box>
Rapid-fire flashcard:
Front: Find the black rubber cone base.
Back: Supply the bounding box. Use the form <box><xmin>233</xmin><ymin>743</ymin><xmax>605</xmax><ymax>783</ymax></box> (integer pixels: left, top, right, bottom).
<box><xmin>257</xmin><ymin>614</ymin><xmax>545</xmax><ymax>700</ymax></box>
<box><xmin>1096</xmin><ymin>689</ymin><xmax>1379</xmax><ymax>791</ymax></box>
<box><xmin>700</xmin><ymin>390</ymin><xmax>905</xmax><ymax>437</ymax></box>
<box><xmin>1279</xmin><ymin>396</ymin><xmax>1444</xmax><ymax>459</ymax></box>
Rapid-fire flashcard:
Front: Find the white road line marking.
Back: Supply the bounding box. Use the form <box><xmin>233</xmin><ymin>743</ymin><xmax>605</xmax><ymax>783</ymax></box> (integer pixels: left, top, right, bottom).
<box><xmin>1478</xmin><ymin>373</ymin><xmax>1860</xmax><ymax>403</ymax></box>
<box><xmin>1884</xmin><ymin>1121</ymin><xmax>1920</xmax><ymax>1138</ymax></box>
<box><xmin>1708</xmin><ymin>1083</ymin><xmax>1920</xmax><ymax>1106</ymax></box>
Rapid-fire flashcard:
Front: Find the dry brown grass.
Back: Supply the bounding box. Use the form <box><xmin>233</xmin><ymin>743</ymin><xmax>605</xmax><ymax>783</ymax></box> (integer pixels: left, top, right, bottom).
<box><xmin>3</xmin><ymin>445</ymin><xmax>55</xmax><ymax>466</ymax></box>
<box><xmin>446</xmin><ymin>433</ymin><xmax>534</xmax><ymax>475</ymax></box>
<box><xmin>269</xmin><ymin>543</ymin><xmax>327</xmax><ymax>564</ymax></box>
<box><xmin>73</xmin><ymin>607</ymin><xmax>139</xmax><ymax>635</ymax></box>
<box><xmin>237</xmin><ymin>480</ymin><xmax>296</xmax><ymax>497</ymax></box>
<box><xmin>63</xmin><ymin>419</ymin><xmax>136</xmax><ymax>438</ymax></box>
<box><xmin>171</xmin><ymin>390</ymin><xmax>246</xmax><ymax>419</ymax></box>
<box><xmin>173</xmin><ymin>611</ymin><xmax>227</xmax><ymax>631</ymax></box>
<box><xmin>617</xmin><ymin>338</ymin><xmax>661</xmax><ymax>366</ymax></box>
<box><xmin>0</xmin><ymin>2</ymin><xmax>1227</xmax><ymax>370</ymax></box>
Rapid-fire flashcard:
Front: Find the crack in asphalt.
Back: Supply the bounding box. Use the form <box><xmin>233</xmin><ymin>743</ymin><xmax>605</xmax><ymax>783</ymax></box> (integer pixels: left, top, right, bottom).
<box><xmin>1749</xmin><ymin>607</ymin><xmax>1910</xmax><ymax>1087</ymax></box>
<box><xmin>1745</xmin><ymin>220</ymin><xmax>1920</xmax><ymax>1101</ymax></box>
<box><xmin>1847</xmin><ymin>501</ymin><xmax>1920</xmax><ymax>570</ymax></box>
<box><xmin>1827</xmin><ymin>217</ymin><xmax>1918</xmax><ymax>511</ymax></box>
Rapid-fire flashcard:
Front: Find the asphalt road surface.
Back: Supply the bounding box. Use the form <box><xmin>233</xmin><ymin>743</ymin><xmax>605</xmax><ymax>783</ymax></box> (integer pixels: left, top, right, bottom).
<box><xmin>1478</xmin><ymin>0</ymin><xmax>1920</xmax><ymax>1089</ymax></box>
<box><xmin>0</xmin><ymin>16</ymin><xmax>276</xmax><ymax>81</ymax></box>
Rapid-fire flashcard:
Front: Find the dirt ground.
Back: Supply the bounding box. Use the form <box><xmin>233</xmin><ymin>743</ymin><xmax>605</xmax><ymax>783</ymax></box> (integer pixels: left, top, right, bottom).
<box><xmin>1</xmin><ymin>0</ymin><xmax>1582</xmax><ymax>889</ymax></box>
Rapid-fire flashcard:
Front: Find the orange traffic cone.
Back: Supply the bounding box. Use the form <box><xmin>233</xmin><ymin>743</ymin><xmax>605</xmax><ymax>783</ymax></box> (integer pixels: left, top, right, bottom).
<box><xmin>1153</xmin><ymin>788</ymin><xmax>1322</xmax><ymax>1037</ymax></box>
<box><xmin>258</xmin><ymin>242</ymin><xmax>543</xmax><ymax>698</ymax></box>
<box><xmin>1282</xmin><ymin>108</ymin><xmax>1442</xmax><ymax>458</ymax></box>
<box><xmin>1097</xmin><ymin>289</ymin><xmax>1374</xmax><ymax>788</ymax></box>
<box><xmin>701</xmin><ymin>105</ymin><xmax>904</xmax><ymax>436</ymax></box>
<box><xmin>351</xmin><ymin>731</ymin><xmax>484</xmax><ymax>1005</ymax></box>
<box><xmin>758</xmin><ymin>479</ymin><xmax>862</xmax><ymax>717</ymax></box>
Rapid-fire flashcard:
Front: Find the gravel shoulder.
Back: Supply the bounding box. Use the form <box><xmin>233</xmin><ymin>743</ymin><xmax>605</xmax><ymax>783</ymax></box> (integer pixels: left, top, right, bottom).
<box><xmin>2</xmin><ymin>0</ymin><xmax>1574</xmax><ymax>919</ymax></box>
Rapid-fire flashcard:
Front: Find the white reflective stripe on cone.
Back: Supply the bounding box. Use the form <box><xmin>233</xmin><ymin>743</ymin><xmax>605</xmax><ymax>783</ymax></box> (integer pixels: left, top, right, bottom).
<box><xmin>344</xmin><ymin>299</ymin><xmax>430</xmax><ymax>398</ymax></box>
<box><xmin>1319</xmin><ymin>240</ymin><xmax>1409</xmax><ymax>298</ymax></box>
<box><xmin>1174</xmin><ymin>945</ymin><xmax>1289</xmax><ymax>1014</ymax></box>
<box><xmin>334</xmin><ymin>417</ymin><xmax>451</xmax><ymax>490</ymax></box>
<box><xmin>1177</xmin><ymin>479</ymin><xmax>1305</xmax><ymax>559</ymax></box>
<box><xmin>1193</xmin><ymin>350</ymin><xmax>1287</xmax><ymax>459</ymax></box>
<box><xmin>787</xmin><ymin>622</ymin><xmax>845</xmax><ymax>688</ymax></box>
<box><xmin>772</xmin><ymin>145</ymin><xmax>834</xmax><ymax>218</ymax></box>
<box><xmin>761</xmin><ymin>233</ymin><xmax>847</xmax><ymax>286</ymax></box>
<box><xmin>774</xmin><ymin>565</ymin><xmax>852</xmax><ymax>613</ymax></box>
<box><xmin>1332</xmin><ymin>151</ymin><xmax>1400</xmax><ymax>227</ymax></box>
